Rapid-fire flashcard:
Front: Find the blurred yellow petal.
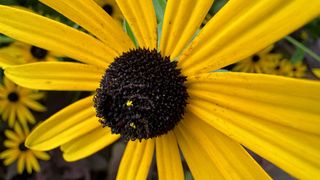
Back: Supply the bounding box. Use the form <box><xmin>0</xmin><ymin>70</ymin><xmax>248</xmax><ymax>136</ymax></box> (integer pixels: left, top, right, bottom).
<box><xmin>0</xmin><ymin>5</ymin><xmax>113</xmax><ymax>67</ymax></box>
<box><xmin>5</xmin><ymin>62</ymin><xmax>104</xmax><ymax>91</ymax></box>
<box><xmin>33</xmin><ymin>151</ymin><xmax>50</xmax><ymax>161</ymax></box>
<box><xmin>181</xmin><ymin>112</ymin><xmax>270</xmax><ymax>179</ymax></box>
<box><xmin>21</xmin><ymin>98</ymin><xmax>46</xmax><ymax>112</ymax></box>
<box><xmin>25</xmin><ymin>152</ymin><xmax>32</xmax><ymax>174</ymax></box>
<box><xmin>160</xmin><ymin>0</ymin><xmax>213</xmax><ymax>58</ymax></box>
<box><xmin>61</xmin><ymin>127</ymin><xmax>120</xmax><ymax>162</ymax></box>
<box><xmin>29</xmin><ymin>152</ymin><xmax>40</xmax><ymax>172</ymax></box>
<box><xmin>156</xmin><ymin>132</ymin><xmax>184</xmax><ymax>180</ymax></box>
<box><xmin>5</xmin><ymin>130</ymin><xmax>20</xmax><ymax>142</ymax></box>
<box><xmin>40</xmin><ymin>0</ymin><xmax>133</xmax><ymax>53</ymax></box>
<box><xmin>116</xmin><ymin>0</ymin><xmax>157</xmax><ymax>48</ymax></box>
<box><xmin>117</xmin><ymin>139</ymin><xmax>154</xmax><ymax>180</ymax></box>
<box><xmin>179</xmin><ymin>0</ymin><xmax>320</xmax><ymax>75</ymax></box>
<box><xmin>26</xmin><ymin>96</ymin><xmax>99</xmax><ymax>150</ymax></box>
<box><xmin>17</xmin><ymin>153</ymin><xmax>25</xmax><ymax>174</ymax></box>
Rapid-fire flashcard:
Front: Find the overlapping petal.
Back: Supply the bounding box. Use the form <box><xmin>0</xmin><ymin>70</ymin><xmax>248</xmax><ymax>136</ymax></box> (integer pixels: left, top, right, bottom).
<box><xmin>178</xmin><ymin>0</ymin><xmax>320</xmax><ymax>75</ymax></box>
<box><xmin>5</xmin><ymin>62</ymin><xmax>104</xmax><ymax>91</ymax></box>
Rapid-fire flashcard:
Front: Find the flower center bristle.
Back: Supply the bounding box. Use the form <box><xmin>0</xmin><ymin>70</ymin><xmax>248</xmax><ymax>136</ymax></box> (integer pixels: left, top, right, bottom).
<box><xmin>18</xmin><ymin>142</ymin><xmax>28</xmax><ymax>151</ymax></box>
<box><xmin>30</xmin><ymin>46</ymin><xmax>48</xmax><ymax>60</ymax></box>
<box><xmin>102</xmin><ymin>4</ymin><xmax>113</xmax><ymax>15</ymax></box>
<box><xmin>252</xmin><ymin>55</ymin><xmax>260</xmax><ymax>62</ymax></box>
<box><xmin>8</xmin><ymin>92</ymin><xmax>19</xmax><ymax>102</ymax></box>
<box><xmin>94</xmin><ymin>48</ymin><xmax>188</xmax><ymax>140</ymax></box>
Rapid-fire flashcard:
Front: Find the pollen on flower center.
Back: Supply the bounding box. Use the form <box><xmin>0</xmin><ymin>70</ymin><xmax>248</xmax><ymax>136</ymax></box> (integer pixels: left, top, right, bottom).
<box><xmin>30</xmin><ymin>46</ymin><xmax>48</xmax><ymax>59</ymax></box>
<box><xmin>94</xmin><ymin>48</ymin><xmax>188</xmax><ymax>140</ymax></box>
<box><xmin>7</xmin><ymin>92</ymin><xmax>19</xmax><ymax>102</ymax></box>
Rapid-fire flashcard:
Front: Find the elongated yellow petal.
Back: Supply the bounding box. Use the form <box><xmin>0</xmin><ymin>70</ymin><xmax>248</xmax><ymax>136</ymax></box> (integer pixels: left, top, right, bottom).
<box><xmin>33</xmin><ymin>151</ymin><xmax>50</xmax><ymax>161</ymax></box>
<box><xmin>17</xmin><ymin>153</ymin><xmax>25</xmax><ymax>174</ymax></box>
<box><xmin>174</xmin><ymin>125</ymin><xmax>224</xmax><ymax>179</ymax></box>
<box><xmin>179</xmin><ymin>0</ymin><xmax>320</xmax><ymax>75</ymax></box>
<box><xmin>17</xmin><ymin>104</ymin><xmax>35</xmax><ymax>124</ymax></box>
<box><xmin>182</xmin><ymin>112</ymin><xmax>270</xmax><ymax>179</ymax></box>
<box><xmin>5</xmin><ymin>62</ymin><xmax>104</xmax><ymax>91</ymax></box>
<box><xmin>187</xmin><ymin>72</ymin><xmax>320</xmax><ymax>135</ymax></box>
<box><xmin>117</xmin><ymin>139</ymin><xmax>155</xmax><ymax>180</ymax></box>
<box><xmin>160</xmin><ymin>0</ymin><xmax>213</xmax><ymax>59</ymax></box>
<box><xmin>0</xmin><ymin>5</ymin><xmax>114</xmax><ymax>67</ymax></box>
<box><xmin>40</xmin><ymin>0</ymin><xmax>133</xmax><ymax>53</ymax></box>
<box><xmin>21</xmin><ymin>99</ymin><xmax>46</xmax><ymax>112</ymax></box>
<box><xmin>156</xmin><ymin>132</ymin><xmax>184</xmax><ymax>180</ymax></box>
<box><xmin>25</xmin><ymin>152</ymin><xmax>32</xmax><ymax>174</ymax></box>
<box><xmin>61</xmin><ymin>127</ymin><xmax>120</xmax><ymax>162</ymax></box>
<box><xmin>28</xmin><ymin>152</ymin><xmax>40</xmax><ymax>172</ymax></box>
<box><xmin>5</xmin><ymin>130</ymin><xmax>20</xmax><ymax>142</ymax></box>
<box><xmin>116</xmin><ymin>0</ymin><xmax>157</xmax><ymax>49</ymax></box>
<box><xmin>26</xmin><ymin>96</ymin><xmax>99</xmax><ymax>150</ymax></box>
<box><xmin>186</xmin><ymin>75</ymin><xmax>320</xmax><ymax>179</ymax></box>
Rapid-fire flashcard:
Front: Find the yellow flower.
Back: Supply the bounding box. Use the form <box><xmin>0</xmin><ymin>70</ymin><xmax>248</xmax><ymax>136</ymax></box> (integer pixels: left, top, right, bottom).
<box><xmin>287</xmin><ymin>61</ymin><xmax>307</xmax><ymax>78</ymax></box>
<box><xmin>0</xmin><ymin>1</ymin><xmax>320</xmax><ymax>179</ymax></box>
<box><xmin>273</xmin><ymin>59</ymin><xmax>307</xmax><ymax>78</ymax></box>
<box><xmin>313</xmin><ymin>68</ymin><xmax>320</xmax><ymax>78</ymax></box>
<box><xmin>0</xmin><ymin>124</ymin><xmax>50</xmax><ymax>174</ymax></box>
<box><xmin>0</xmin><ymin>41</ymin><xmax>59</xmax><ymax>67</ymax></box>
<box><xmin>232</xmin><ymin>45</ymin><xmax>283</xmax><ymax>74</ymax></box>
<box><xmin>0</xmin><ymin>77</ymin><xmax>46</xmax><ymax>127</ymax></box>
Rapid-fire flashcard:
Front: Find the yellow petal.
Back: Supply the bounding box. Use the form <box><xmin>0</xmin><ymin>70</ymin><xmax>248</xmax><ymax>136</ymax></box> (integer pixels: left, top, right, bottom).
<box><xmin>17</xmin><ymin>153</ymin><xmax>25</xmax><ymax>174</ymax></box>
<box><xmin>117</xmin><ymin>139</ymin><xmax>155</xmax><ymax>180</ymax></box>
<box><xmin>5</xmin><ymin>62</ymin><xmax>104</xmax><ymax>91</ymax></box>
<box><xmin>17</xmin><ymin>104</ymin><xmax>36</xmax><ymax>124</ymax></box>
<box><xmin>40</xmin><ymin>0</ymin><xmax>133</xmax><ymax>53</ymax></box>
<box><xmin>5</xmin><ymin>130</ymin><xmax>20</xmax><ymax>142</ymax></box>
<box><xmin>116</xmin><ymin>0</ymin><xmax>157</xmax><ymax>49</ymax></box>
<box><xmin>313</xmin><ymin>68</ymin><xmax>320</xmax><ymax>78</ymax></box>
<box><xmin>181</xmin><ymin>112</ymin><xmax>270</xmax><ymax>179</ymax></box>
<box><xmin>160</xmin><ymin>0</ymin><xmax>213</xmax><ymax>59</ymax></box>
<box><xmin>33</xmin><ymin>151</ymin><xmax>50</xmax><ymax>161</ymax></box>
<box><xmin>179</xmin><ymin>0</ymin><xmax>320</xmax><ymax>75</ymax></box>
<box><xmin>187</xmin><ymin>72</ymin><xmax>320</xmax><ymax>135</ymax></box>
<box><xmin>29</xmin><ymin>152</ymin><xmax>40</xmax><ymax>172</ymax></box>
<box><xmin>61</xmin><ymin>127</ymin><xmax>120</xmax><ymax>162</ymax></box>
<box><xmin>4</xmin><ymin>140</ymin><xmax>16</xmax><ymax>148</ymax></box>
<box><xmin>174</xmin><ymin>125</ymin><xmax>224</xmax><ymax>179</ymax></box>
<box><xmin>186</xmin><ymin>75</ymin><xmax>320</xmax><ymax>179</ymax></box>
<box><xmin>21</xmin><ymin>98</ymin><xmax>46</xmax><ymax>112</ymax></box>
<box><xmin>0</xmin><ymin>5</ymin><xmax>114</xmax><ymax>67</ymax></box>
<box><xmin>156</xmin><ymin>132</ymin><xmax>184</xmax><ymax>180</ymax></box>
<box><xmin>0</xmin><ymin>149</ymin><xmax>19</xmax><ymax>160</ymax></box>
<box><xmin>26</xmin><ymin>96</ymin><xmax>99</xmax><ymax>150</ymax></box>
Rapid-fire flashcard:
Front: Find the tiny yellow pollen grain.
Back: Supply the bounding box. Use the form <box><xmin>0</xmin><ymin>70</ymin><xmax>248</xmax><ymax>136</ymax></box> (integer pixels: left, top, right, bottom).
<box><xmin>129</xmin><ymin>122</ymin><xmax>136</xmax><ymax>129</ymax></box>
<box><xmin>126</xmin><ymin>100</ymin><xmax>133</xmax><ymax>107</ymax></box>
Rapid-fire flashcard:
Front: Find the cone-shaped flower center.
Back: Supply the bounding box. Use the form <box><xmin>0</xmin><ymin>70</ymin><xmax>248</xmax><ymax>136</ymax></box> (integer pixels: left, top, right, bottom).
<box><xmin>94</xmin><ymin>48</ymin><xmax>188</xmax><ymax>140</ymax></box>
<box><xmin>8</xmin><ymin>92</ymin><xmax>19</xmax><ymax>102</ymax></box>
<box><xmin>30</xmin><ymin>46</ymin><xmax>48</xmax><ymax>60</ymax></box>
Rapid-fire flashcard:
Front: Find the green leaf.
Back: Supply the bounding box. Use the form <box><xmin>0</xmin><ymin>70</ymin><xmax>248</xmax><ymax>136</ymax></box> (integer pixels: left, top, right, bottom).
<box><xmin>290</xmin><ymin>47</ymin><xmax>305</xmax><ymax>64</ymax></box>
<box><xmin>152</xmin><ymin>0</ymin><xmax>166</xmax><ymax>23</ymax></box>
<box><xmin>123</xmin><ymin>20</ymin><xmax>138</xmax><ymax>47</ymax></box>
<box><xmin>285</xmin><ymin>36</ymin><xmax>320</xmax><ymax>63</ymax></box>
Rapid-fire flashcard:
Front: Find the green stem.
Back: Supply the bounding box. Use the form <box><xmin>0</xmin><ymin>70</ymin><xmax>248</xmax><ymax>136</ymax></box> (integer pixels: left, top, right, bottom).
<box><xmin>285</xmin><ymin>36</ymin><xmax>320</xmax><ymax>62</ymax></box>
<box><xmin>0</xmin><ymin>36</ymin><xmax>14</xmax><ymax>43</ymax></box>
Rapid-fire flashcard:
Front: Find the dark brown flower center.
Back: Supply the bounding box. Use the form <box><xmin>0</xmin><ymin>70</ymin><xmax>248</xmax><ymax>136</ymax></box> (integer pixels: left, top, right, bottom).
<box><xmin>8</xmin><ymin>92</ymin><xmax>19</xmax><ymax>102</ymax></box>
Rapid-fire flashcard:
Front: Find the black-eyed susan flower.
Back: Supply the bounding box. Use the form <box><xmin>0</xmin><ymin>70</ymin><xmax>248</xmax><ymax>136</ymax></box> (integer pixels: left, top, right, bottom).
<box><xmin>0</xmin><ymin>41</ymin><xmax>59</xmax><ymax>67</ymax></box>
<box><xmin>287</xmin><ymin>61</ymin><xmax>307</xmax><ymax>78</ymax></box>
<box><xmin>0</xmin><ymin>77</ymin><xmax>46</xmax><ymax>127</ymax></box>
<box><xmin>232</xmin><ymin>45</ymin><xmax>283</xmax><ymax>74</ymax></box>
<box><xmin>0</xmin><ymin>124</ymin><xmax>50</xmax><ymax>174</ymax></box>
<box><xmin>273</xmin><ymin>59</ymin><xmax>307</xmax><ymax>78</ymax></box>
<box><xmin>0</xmin><ymin>0</ymin><xmax>319</xmax><ymax>179</ymax></box>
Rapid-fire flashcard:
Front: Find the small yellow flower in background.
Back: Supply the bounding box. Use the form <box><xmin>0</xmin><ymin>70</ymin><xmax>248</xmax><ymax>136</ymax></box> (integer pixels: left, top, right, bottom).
<box><xmin>313</xmin><ymin>68</ymin><xmax>320</xmax><ymax>78</ymax></box>
<box><xmin>0</xmin><ymin>77</ymin><xmax>46</xmax><ymax>127</ymax></box>
<box><xmin>273</xmin><ymin>59</ymin><xmax>307</xmax><ymax>78</ymax></box>
<box><xmin>233</xmin><ymin>45</ymin><xmax>283</xmax><ymax>74</ymax></box>
<box><xmin>0</xmin><ymin>0</ymin><xmax>319</xmax><ymax>179</ymax></box>
<box><xmin>287</xmin><ymin>61</ymin><xmax>307</xmax><ymax>78</ymax></box>
<box><xmin>0</xmin><ymin>124</ymin><xmax>50</xmax><ymax>174</ymax></box>
<box><xmin>94</xmin><ymin>0</ymin><xmax>123</xmax><ymax>22</ymax></box>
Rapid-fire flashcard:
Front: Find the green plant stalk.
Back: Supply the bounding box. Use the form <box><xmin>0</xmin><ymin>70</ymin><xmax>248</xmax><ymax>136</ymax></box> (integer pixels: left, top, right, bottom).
<box><xmin>285</xmin><ymin>36</ymin><xmax>320</xmax><ymax>62</ymax></box>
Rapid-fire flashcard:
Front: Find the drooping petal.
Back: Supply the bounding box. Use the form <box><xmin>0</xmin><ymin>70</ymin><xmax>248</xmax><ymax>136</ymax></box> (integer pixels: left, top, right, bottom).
<box><xmin>116</xmin><ymin>0</ymin><xmax>157</xmax><ymax>49</ymax></box>
<box><xmin>61</xmin><ymin>127</ymin><xmax>120</xmax><ymax>162</ymax></box>
<box><xmin>33</xmin><ymin>151</ymin><xmax>50</xmax><ymax>161</ymax></box>
<box><xmin>117</xmin><ymin>139</ymin><xmax>155</xmax><ymax>180</ymax></box>
<box><xmin>26</xmin><ymin>96</ymin><xmax>100</xmax><ymax>150</ymax></box>
<box><xmin>187</xmin><ymin>73</ymin><xmax>320</xmax><ymax>179</ymax></box>
<box><xmin>160</xmin><ymin>0</ymin><xmax>213</xmax><ymax>59</ymax></box>
<box><xmin>40</xmin><ymin>0</ymin><xmax>133</xmax><ymax>53</ymax></box>
<box><xmin>178</xmin><ymin>0</ymin><xmax>320</xmax><ymax>75</ymax></box>
<box><xmin>181</xmin><ymin>112</ymin><xmax>270</xmax><ymax>179</ymax></box>
<box><xmin>21</xmin><ymin>98</ymin><xmax>46</xmax><ymax>112</ymax></box>
<box><xmin>0</xmin><ymin>5</ymin><xmax>114</xmax><ymax>67</ymax></box>
<box><xmin>156</xmin><ymin>132</ymin><xmax>184</xmax><ymax>180</ymax></box>
<box><xmin>5</xmin><ymin>62</ymin><xmax>104</xmax><ymax>91</ymax></box>
<box><xmin>28</xmin><ymin>152</ymin><xmax>40</xmax><ymax>172</ymax></box>
<box><xmin>174</xmin><ymin>125</ymin><xmax>224</xmax><ymax>179</ymax></box>
<box><xmin>17</xmin><ymin>153</ymin><xmax>25</xmax><ymax>174</ymax></box>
